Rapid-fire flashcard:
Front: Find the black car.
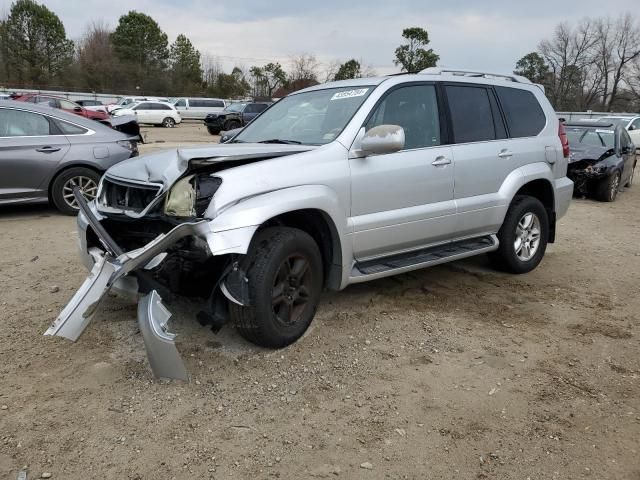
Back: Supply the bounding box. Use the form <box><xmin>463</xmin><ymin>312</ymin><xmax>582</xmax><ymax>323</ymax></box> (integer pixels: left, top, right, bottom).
<box><xmin>565</xmin><ymin>121</ymin><xmax>636</xmax><ymax>202</ymax></box>
<box><xmin>204</xmin><ymin>102</ymin><xmax>271</xmax><ymax>135</ymax></box>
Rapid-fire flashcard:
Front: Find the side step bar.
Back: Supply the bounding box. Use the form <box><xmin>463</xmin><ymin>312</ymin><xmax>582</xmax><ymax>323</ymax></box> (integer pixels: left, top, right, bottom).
<box><xmin>350</xmin><ymin>235</ymin><xmax>498</xmax><ymax>282</ymax></box>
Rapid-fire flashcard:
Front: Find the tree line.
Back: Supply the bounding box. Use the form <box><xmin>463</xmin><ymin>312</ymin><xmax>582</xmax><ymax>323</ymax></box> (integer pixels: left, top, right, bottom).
<box><xmin>515</xmin><ymin>13</ymin><xmax>640</xmax><ymax>112</ymax></box>
<box><xmin>0</xmin><ymin>0</ymin><xmax>437</xmax><ymax>99</ymax></box>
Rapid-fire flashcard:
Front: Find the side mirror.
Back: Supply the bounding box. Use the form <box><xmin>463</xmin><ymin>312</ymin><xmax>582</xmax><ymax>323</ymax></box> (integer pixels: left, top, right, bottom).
<box><xmin>360</xmin><ymin>125</ymin><xmax>405</xmax><ymax>156</ymax></box>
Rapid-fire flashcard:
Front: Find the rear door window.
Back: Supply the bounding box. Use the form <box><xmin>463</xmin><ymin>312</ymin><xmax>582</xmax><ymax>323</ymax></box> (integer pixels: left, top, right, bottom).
<box><xmin>445</xmin><ymin>85</ymin><xmax>498</xmax><ymax>143</ymax></box>
<box><xmin>495</xmin><ymin>86</ymin><xmax>546</xmax><ymax>138</ymax></box>
<box><xmin>0</xmin><ymin>108</ymin><xmax>51</xmax><ymax>136</ymax></box>
<box><xmin>55</xmin><ymin>119</ymin><xmax>88</xmax><ymax>135</ymax></box>
<box><xmin>365</xmin><ymin>84</ymin><xmax>441</xmax><ymax>150</ymax></box>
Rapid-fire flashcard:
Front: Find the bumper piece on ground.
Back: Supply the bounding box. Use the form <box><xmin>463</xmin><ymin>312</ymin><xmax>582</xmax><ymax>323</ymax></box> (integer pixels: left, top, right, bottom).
<box><xmin>138</xmin><ymin>290</ymin><xmax>189</xmax><ymax>381</ymax></box>
<box><xmin>46</xmin><ymin>189</ymin><xmax>212</xmax><ymax>380</ymax></box>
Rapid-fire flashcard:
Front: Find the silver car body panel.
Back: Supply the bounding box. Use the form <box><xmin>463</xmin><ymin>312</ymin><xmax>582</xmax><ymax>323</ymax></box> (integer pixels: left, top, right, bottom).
<box><xmin>55</xmin><ymin>70</ymin><xmax>574</xmax><ymax>380</ymax></box>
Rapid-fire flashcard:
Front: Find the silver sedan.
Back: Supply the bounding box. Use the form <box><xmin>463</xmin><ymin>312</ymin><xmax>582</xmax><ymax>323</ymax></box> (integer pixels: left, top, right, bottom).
<box><xmin>0</xmin><ymin>100</ymin><xmax>138</xmax><ymax>214</ymax></box>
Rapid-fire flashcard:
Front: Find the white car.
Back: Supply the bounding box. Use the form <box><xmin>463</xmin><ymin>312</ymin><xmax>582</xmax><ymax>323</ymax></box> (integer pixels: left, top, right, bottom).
<box><xmin>113</xmin><ymin>101</ymin><xmax>182</xmax><ymax>127</ymax></box>
<box><xmin>598</xmin><ymin>116</ymin><xmax>640</xmax><ymax>149</ymax></box>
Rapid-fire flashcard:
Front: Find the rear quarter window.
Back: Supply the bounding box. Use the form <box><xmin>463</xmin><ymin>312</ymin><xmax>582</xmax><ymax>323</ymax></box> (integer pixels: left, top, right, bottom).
<box><xmin>495</xmin><ymin>86</ymin><xmax>546</xmax><ymax>138</ymax></box>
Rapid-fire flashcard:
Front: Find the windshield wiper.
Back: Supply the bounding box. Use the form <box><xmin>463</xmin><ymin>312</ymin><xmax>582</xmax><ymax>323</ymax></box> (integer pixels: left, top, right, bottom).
<box><xmin>257</xmin><ymin>138</ymin><xmax>302</xmax><ymax>145</ymax></box>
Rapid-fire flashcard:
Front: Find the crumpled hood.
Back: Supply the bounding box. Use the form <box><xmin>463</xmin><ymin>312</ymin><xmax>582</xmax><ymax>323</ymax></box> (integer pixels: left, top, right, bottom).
<box><xmin>568</xmin><ymin>145</ymin><xmax>613</xmax><ymax>164</ymax></box>
<box><xmin>105</xmin><ymin>143</ymin><xmax>316</xmax><ymax>191</ymax></box>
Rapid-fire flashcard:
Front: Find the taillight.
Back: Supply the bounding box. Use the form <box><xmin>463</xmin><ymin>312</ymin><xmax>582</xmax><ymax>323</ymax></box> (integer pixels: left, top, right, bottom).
<box><xmin>558</xmin><ymin>121</ymin><xmax>570</xmax><ymax>158</ymax></box>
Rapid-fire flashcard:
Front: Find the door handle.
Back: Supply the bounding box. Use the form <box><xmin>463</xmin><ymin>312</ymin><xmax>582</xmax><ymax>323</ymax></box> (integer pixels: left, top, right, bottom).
<box><xmin>498</xmin><ymin>149</ymin><xmax>513</xmax><ymax>158</ymax></box>
<box><xmin>431</xmin><ymin>156</ymin><xmax>451</xmax><ymax>166</ymax></box>
<box><xmin>36</xmin><ymin>146</ymin><xmax>61</xmax><ymax>153</ymax></box>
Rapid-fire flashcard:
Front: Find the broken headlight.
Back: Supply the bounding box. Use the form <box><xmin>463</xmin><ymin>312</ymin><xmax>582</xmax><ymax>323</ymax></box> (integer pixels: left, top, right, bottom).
<box><xmin>164</xmin><ymin>174</ymin><xmax>222</xmax><ymax>218</ymax></box>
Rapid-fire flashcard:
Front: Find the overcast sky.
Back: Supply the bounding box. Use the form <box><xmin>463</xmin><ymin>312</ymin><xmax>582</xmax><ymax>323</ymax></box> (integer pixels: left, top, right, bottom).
<box><xmin>5</xmin><ymin>0</ymin><xmax>639</xmax><ymax>76</ymax></box>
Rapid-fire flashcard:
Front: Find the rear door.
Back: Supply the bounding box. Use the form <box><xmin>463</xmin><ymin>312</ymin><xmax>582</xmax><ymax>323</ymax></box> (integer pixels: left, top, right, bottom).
<box><xmin>444</xmin><ymin>83</ymin><xmax>514</xmax><ymax>239</ymax></box>
<box><xmin>350</xmin><ymin>83</ymin><xmax>455</xmax><ymax>259</ymax></box>
<box><xmin>0</xmin><ymin>107</ymin><xmax>70</xmax><ymax>202</ymax></box>
<box><xmin>132</xmin><ymin>102</ymin><xmax>156</xmax><ymax>124</ymax></box>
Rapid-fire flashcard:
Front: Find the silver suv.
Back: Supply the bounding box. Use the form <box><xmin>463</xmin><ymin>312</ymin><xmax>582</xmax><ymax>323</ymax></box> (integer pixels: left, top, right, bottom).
<box><xmin>47</xmin><ymin>68</ymin><xmax>574</xmax><ymax>379</ymax></box>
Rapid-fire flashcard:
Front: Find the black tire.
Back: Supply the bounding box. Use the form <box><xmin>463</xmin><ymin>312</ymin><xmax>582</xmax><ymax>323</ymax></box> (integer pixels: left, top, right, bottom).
<box><xmin>489</xmin><ymin>195</ymin><xmax>549</xmax><ymax>274</ymax></box>
<box><xmin>624</xmin><ymin>163</ymin><xmax>635</xmax><ymax>188</ymax></box>
<box><xmin>207</xmin><ymin>126</ymin><xmax>220</xmax><ymax>135</ymax></box>
<box><xmin>224</xmin><ymin>120</ymin><xmax>241</xmax><ymax>131</ymax></box>
<box><xmin>50</xmin><ymin>167</ymin><xmax>101</xmax><ymax>215</ymax></box>
<box><xmin>594</xmin><ymin>170</ymin><xmax>620</xmax><ymax>202</ymax></box>
<box><xmin>162</xmin><ymin>117</ymin><xmax>176</xmax><ymax>128</ymax></box>
<box><xmin>230</xmin><ymin>227</ymin><xmax>323</xmax><ymax>348</ymax></box>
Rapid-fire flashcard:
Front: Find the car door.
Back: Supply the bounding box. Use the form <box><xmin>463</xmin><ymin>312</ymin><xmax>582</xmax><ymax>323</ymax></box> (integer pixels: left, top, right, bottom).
<box><xmin>443</xmin><ymin>83</ymin><xmax>516</xmax><ymax>239</ymax></box>
<box><xmin>133</xmin><ymin>102</ymin><xmax>155</xmax><ymax>124</ymax></box>
<box><xmin>350</xmin><ymin>83</ymin><xmax>455</xmax><ymax>260</ymax></box>
<box><xmin>0</xmin><ymin>107</ymin><xmax>70</xmax><ymax>202</ymax></box>
<box><xmin>619</xmin><ymin>129</ymin><xmax>635</xmax><ymax>184</ymax></box>
<box><xmin>174</xmin><ymin>98</ymin><xmax>188</xmax><ymax>118</ymax></box>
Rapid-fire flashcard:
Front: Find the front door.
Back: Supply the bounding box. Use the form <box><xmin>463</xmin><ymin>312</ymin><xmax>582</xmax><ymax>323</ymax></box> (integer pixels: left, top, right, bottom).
<box><xmin>350</xmin><ymin>83</ymin><xmax>455</xmax><ymax>260</ymax></box>
<box><xmin>0</xmin><ymin>107</ymin><xmax>70</xmax><ymax>202</ymax></box>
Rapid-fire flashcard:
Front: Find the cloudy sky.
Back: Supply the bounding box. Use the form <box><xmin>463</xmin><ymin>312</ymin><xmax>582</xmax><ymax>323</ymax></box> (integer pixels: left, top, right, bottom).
<box><xmin>5</xmin><ymin>0</ymin><xmax>639</xmax><ymax>76</ymax></box>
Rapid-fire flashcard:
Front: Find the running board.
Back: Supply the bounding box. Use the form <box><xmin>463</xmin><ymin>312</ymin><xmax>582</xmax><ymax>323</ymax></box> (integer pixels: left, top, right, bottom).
<box><xmin>350</xmin><ymin>235</ymin><xmax>498</xmax><ymax>283</ymax></box>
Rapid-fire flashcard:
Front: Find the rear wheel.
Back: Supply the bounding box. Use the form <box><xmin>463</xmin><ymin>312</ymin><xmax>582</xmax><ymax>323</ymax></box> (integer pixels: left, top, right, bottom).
<box><xmin>51</xmin><ymin>167</ymin><xmax>101</xmax><ymax>215</ymax></box>
<box><xmin>595</xmin><ymin>170</ymin><xmax>620</xmax><ymax>202</ymax></box>
<box><xmin>489</xmin><ymin>195</ymin><xmax>549</xmax><ymax>274</ymax></box>
<box><xmin>162</xmin><ymin>117</ymin><xmax>176</xmax><ymax>128</ymax></box>
<box><xmin>230</xmin><ymin>227</ymin><xmax>323</xmax><ymax>348</ymax></box>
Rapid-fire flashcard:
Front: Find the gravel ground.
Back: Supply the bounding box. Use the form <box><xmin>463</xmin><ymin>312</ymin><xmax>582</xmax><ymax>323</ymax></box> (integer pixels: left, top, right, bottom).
<box><xmin>0</xmin><ymin>125</ymin><xmax>639</xmax><ymax>479</ymax></box>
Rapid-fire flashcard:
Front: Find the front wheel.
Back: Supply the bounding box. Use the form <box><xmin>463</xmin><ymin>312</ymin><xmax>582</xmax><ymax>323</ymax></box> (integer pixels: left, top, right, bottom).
<box><xmin>51</xmin><ymin>167</ymin><xmax>101</xmax><ymax>215</ymax></box>
<box><xmin>230</xmin><ymin>227</ymin><xmax>323</xmax><ymax>348</ymax></box>
<box><xmin>207</xmin><ymin>126</ymin><xmax>220</xmax><ymax>135</ymax></box>
<box><xmin>162</xmin><ymin>117</ymin><xmax>176</xmax><ymax>128</ymax></box>
<box><xmin>489</xmin><ymin>195</ymin><xmax>549</xmax><ymax>274</ymax></box>
<box><xmin>224</xmin><ymin>120</ymin><xmax>241</xmax><ymax>131</ymax></box>
<box><xmin>595</xmin><ymin>171</ymin><xmax>620</xmax><ymax>202</ymax></box>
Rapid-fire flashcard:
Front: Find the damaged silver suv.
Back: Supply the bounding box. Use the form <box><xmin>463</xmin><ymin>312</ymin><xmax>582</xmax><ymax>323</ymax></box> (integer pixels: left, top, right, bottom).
<box><xmin>47</xmin><ymin>68</ymin><xmax>574</xmax><ymax>380</ymax></box>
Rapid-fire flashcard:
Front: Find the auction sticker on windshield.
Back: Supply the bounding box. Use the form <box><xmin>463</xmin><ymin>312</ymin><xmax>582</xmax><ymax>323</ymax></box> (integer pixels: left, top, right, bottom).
<box><xmin>331</xmin><ymin>88</ymin><xmax>369</xmax><ymax>101</ymax></box>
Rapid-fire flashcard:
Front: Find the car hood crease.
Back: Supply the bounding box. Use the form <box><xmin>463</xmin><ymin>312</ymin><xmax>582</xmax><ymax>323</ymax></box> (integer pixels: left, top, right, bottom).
<box><xmin>105</xmin><ymin>143</ymin><xmax>316</xmax><ymax>191</ymax></box>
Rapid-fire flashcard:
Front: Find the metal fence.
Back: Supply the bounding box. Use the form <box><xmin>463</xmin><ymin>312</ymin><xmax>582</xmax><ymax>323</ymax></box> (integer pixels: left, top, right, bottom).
<box><xmin>556</xmin><ymin>111</ymin><xmax>639</xmax><ymax>121</ymax></box>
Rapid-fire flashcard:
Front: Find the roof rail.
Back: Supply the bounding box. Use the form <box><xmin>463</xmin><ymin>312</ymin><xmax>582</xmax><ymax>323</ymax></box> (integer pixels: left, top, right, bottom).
<box><xmin>420</xmin><ymin>67</ymin><xmax>532</xmax><ymax>84</ymax></box>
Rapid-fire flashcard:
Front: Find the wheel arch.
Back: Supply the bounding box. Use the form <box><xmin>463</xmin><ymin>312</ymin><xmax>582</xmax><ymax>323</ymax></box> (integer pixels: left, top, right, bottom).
<box><xmin>513</xmin><ymin>178</ymin><xmax>556</xmax><ymax>243</ymax></box>
<box><xmin>208</xmin><ymin>185</ymin><xmax>350</xmax><ymax>290</ymax></box>
<box><xmin>47</xmin><ymin>163</ymin><xmax>103</xmax><ymax>201</ymax></box>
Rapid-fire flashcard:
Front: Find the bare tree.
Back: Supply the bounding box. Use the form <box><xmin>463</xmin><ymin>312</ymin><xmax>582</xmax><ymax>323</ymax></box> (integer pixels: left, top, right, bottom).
<box><xmin>605</xmin><ymin>13</ymin><xmax>640</xmax><ymax>110</ymax></box>
<box><xmin>77</xmin><ymin>21</ymin><xmax>119</xmax><ymax>91</ymax></box>
<box><xmin>289</xmin><ymin>53</ymin><xmax>319</xmax><ymax>83</ymax></box>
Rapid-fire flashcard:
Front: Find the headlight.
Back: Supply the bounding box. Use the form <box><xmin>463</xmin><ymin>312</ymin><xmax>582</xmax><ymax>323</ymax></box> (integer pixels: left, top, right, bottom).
<box><xmin>164</xmin><ymin>174</ymin><xmax>222</xmax><ymax>218</ymax></box>
<box><xmin>164</xmin><ymin>175</ymin><xmax>196</xmax><ymax>217</ymax></box>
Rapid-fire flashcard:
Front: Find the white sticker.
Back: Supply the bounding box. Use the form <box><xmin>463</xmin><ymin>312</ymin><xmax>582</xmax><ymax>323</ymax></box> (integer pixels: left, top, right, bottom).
<box><xmin>331</xmin><ymin>88</ymin><xmax>369</xmax><ymax>101</ymax></box>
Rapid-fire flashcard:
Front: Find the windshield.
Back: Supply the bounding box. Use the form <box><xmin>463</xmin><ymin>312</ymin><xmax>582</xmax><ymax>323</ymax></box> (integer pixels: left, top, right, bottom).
<box><xmin>234</xmin><ymin>86</ymin><xmax>375</xmax><ymax>145</ymax></box>
<box><xmin>225</xmin><ymin>103</ymin><xmax>246</xmax><ymax>113</ymax></box>
<box><xmin>566</xmin><ymin>127</ymin><xmax>615</xmax><ymax>149</ymax></box>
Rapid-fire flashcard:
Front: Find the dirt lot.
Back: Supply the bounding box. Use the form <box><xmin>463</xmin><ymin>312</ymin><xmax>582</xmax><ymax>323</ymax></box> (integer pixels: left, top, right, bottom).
<box><xmin>1</xmin><ymin>124</ymin><xmax>639</xmax><ymax>479</ymax></box>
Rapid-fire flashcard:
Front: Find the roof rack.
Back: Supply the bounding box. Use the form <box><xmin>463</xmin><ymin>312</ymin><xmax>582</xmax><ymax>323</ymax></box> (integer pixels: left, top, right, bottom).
<box><xmin>419</xmin><ymin>67</ymin><xmax>532</xmax><ymax>84</ymax></box>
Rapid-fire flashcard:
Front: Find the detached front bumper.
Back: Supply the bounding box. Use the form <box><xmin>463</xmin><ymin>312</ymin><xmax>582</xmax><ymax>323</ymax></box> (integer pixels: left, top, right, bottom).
<box><xmin>45</xmin><ymin>190</ymin><xmax>215</xmax><ymax>380</ymax></box>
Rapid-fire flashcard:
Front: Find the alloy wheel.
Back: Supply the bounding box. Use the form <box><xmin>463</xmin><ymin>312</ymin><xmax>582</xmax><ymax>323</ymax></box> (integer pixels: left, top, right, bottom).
<box><xmin>271</xmin><ymin>254</ymin><xmax>312</xmax><ymax>327</ymax></box>
<box><xmin>62</xmin><ymin>176</ymin><xmax>98</xmax><ymax>209</ymax></box>
<box><xmin>610</xmin><ymin>172</ymin><xmax>620</xmax><ymax>200</ymax></box>
<box><xmin>514</xmin><ymin>212</ymin><xmax>541</xmax><ymax>262</ymax></box>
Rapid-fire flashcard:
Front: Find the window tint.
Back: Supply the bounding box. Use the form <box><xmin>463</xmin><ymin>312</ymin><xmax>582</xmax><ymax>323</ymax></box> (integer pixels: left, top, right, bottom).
<box><xmin>244</xmin><ymin>104</ymin><xmax>258</xmax><ymax>113</ymax></box>
<box><xmin>56</xmin><ymin>119</ymin><xmax>88</xmax><ymax>135</ymax></box>
<box><xmin>495</xmin><ymin>86</ymin><xmax>545</xmax><ymax>138</ymax></box>
<box><xmin>255</xmin><ymin>103</ymin><xmax>268</xmax><ymax>113</ymax></box>
<box><xmin>156</xmin><ymin>104</ymin><xmax>172</xmax><ymax>110</ymax></box>
<box><xmin>134</xmin><ymin>103</ymin><xmax>153</xmax><ymax>110</ymax></box>
<box><xmin>175</xmin><ymin>99</ymin><xmax>186</xmax><ymax>107</ymax></box>
<box><xmin>445</xmin><ymin>85</ymin><xmax>496</xmax><ymax>143</ymax></box>
<box><xmin>189</xmin><ymin>99</ymin><xmax>203</xmax><ymax>108</ymax></box>
<box><xmin>365</xmin><ymin>85</ymin><xmax>441</xmax><ymax>150</ymax></box>
<box><xmin>0</xmin><ymin>108</ymin><xmax>51</xmax><ymax>136</ymax></box>
<box><xmin>60</xmin><ymin>99</ymin><xmax>79</xmax><ymax>110</ymax></box>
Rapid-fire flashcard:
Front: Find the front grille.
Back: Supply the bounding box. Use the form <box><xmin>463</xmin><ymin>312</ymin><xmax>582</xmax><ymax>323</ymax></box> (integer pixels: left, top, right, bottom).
<box><xmin>99</xmin><ymin>177</ymin><xmax>162</xmax><ymax>213</ymax></box>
